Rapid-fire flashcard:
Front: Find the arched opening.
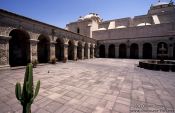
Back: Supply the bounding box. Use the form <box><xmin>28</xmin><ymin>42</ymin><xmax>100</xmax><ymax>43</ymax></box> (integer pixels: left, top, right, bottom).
<box><xmin>157</xmin><ymin>42</ymin><xmax>168</xmax><ymax>59</ymax></box>
<box><xmin>84</xmin><ymin>43</ymin><xmax>88</xmax><ymax>59</ymax></box>
<box><xmin>68</xmin><ymin>40</ymin><xmax>74</xmax><ymax>60</ymax></box>
<box><xmin>90</xmin><ymin>44</ymin><xmax>93</xmax><ymax>58</ymax></box>
<box><xmin>143</xmin><ymin>43</ymin><xmax>152</xmax><ymax>59</ymax></box>
<box><xmin>173</xmin><ymin>43</ymin><xmax>175</xmax><ymax>60</ymax></box>
<box><xmin>119</xmin><ymin>44</ymin><xmax>127</xmax><ymax>58</ymax></box>
<box><xmin>37</xmin><ymin>35</ymin><xmax>50</xmax><ymax>63</ymax></box>
<box><xmin>99</xmin><ymin>45</ymin><xmax>105</xmax><ymax>58</ymax></box>
<box><xmin>77</xmin><ymin>28</ymin><xmax>80</xmax><ymax>34</ymax></box>
<box><xmin>77</xmin><ymin>42</ymin><xmax>82</xmax><ymax>59</ymax></box>
<box><xmin>56</xmin><ymin>38</ymin><xmax>64</xmax><ymax>61</ymax></box>
<box><xmin>108</xmin><ymin>44</ymin><xmax>115</xmax><ymax>58</ymax></box>
<box><xmin>130</xmin><ymin>43</ymin><xmax>139</xmax><ymax>59</ymax></box>
<box><xmin>9</xmin><ymin>29</ymin><xmax>30</xmax><ymax>67</ymax></box>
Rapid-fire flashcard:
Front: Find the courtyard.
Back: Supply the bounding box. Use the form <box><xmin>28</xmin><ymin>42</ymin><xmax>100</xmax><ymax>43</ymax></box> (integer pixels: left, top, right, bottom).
<box><xmin>0</xmin><ymin>59</ymin><xmax>175</xmax><ymax>113</ymax></box>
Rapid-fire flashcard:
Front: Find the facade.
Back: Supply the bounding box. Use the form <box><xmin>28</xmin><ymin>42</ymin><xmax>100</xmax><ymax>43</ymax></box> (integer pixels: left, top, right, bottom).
<box><xmin>0</xmin><ymin>9</ymin><xmax>96</xmax><ymax>67</ymax></box>
<box><xmin>67</xmin><ymin>1</ymin><xmax>175</xmax><ymax>59</ymax></box>
<box><xmin>1</xmin><ymin>1</ymin><xmax>175</xmax><ymax>68</ymax></box>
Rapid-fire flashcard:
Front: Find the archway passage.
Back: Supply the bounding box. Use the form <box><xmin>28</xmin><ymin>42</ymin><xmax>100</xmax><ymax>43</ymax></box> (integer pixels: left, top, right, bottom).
<box><xmin>143</xmin><ymin>43</ymin><xmax>152</xmax><ymax>59</ymax></box>
<box><xmin>77</xmin><ymin>42</ymin><xmax>82</xmax><ymax>59</ymax></box>
<box><xmin>99</xmin><ymin>45</ymin><xmax>105</xmax><ymax>58</ymax></box>
<box><xmin>56</xmin><ymin>38</ymin><xmax>64</xmax><ymax>61</ymax></box>
<box><xmin>119</xmin><ymin>44</ymin><xmax>127</xmax><ymax>58</ymax></box>
<box><xmin>108</xmin><ymin>44</ymin><xmax>115</xmax><ymax>58</ymax></box>
<box><xmin>68</xmin><ymin>40</ymin><xmax>74</xmax><ymax>60</ymax></box>
<box><xmin>9</xmin><ymin>29</ymin><xmax>30</xmax><ymax>67</ymax></box>
<box><xmin>157</xmin><ymin>42</ymin><xmax>168</xmax><ymax>59</ymax></box>
<box><xmin>37</xmin><ymin>35</ymin><xmax>50</xmax><ymax>63</ymax></box>
<box><xmin>130</xmin><ymin>43</ymin><xmax>139</xmax><ymax>59</ymax></box>
<box><xmin>84</xmin><ymin>43</ymin><xmax>88</xmax><ymax>59</ymax></box>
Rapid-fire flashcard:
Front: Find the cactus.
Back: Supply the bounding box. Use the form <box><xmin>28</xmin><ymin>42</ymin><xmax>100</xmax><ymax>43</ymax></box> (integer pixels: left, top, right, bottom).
<box><xmin>15</xmin><ymin>63</ymin><xmax>40</xmax><ymax>113</ymax></box>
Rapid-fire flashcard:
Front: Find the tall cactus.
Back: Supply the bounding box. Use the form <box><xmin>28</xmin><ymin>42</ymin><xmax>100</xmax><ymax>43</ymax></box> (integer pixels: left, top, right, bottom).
<box><xmin>15</xmin><ymin>63</ymin><xmax>40</xmax><ymax>113</ymax></box>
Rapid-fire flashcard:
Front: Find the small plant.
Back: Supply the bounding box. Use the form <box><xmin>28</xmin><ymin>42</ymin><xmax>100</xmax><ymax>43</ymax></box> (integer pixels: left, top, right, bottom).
<box><xmin>31</xmin><ymin>59</ymin><xmax>38</xmax><ymax>68</ymax></box>
<box><xmin>15</xmin><ymin>63</ymin><xmax>40</xmax><ymax>113</ymax></box>
<box><xmin>63</xmin><ymin>57</ymin><xmax>67</xmax><ymax>63</ymax></box>
<box><xmin>50</xmin><ymin>58</ymin><xmax>57</xmax><ymax>64</ymax></box>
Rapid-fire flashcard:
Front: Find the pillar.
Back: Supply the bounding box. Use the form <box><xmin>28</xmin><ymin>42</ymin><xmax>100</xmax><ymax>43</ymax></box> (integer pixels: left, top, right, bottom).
<box><xmin>152</xmin><ymin>43</ymin><xmax>157</xmax><ymax>59</ymax></box>
<box><xmin>0</xmin><ymin>36</ymin><xmax>10</xmax><ymax>66</ymax></box>
<box><xmin>87</xmin><ymin>43</ymin><xmax>91</xmax><ymax>59</ymax></box>
<box><xmin>115</xmin><ymin>44</ymin><xmax>119</xmax><ymax>58</ymax></box>
<box><xmin>29</xmin><ymin>39</ymin><xmax>38</xmax><ymax>62</ymax></box>
<box><xmin>50</xmin><ymin>41</ymin><xmax>56</xmax><ymax>60</ymax></box>
<box><xmin>105</xmin><ymin>44</ymin><xmax>109</xmax><ymax>58</ymax></box>
<box><xmin>139</xmin><ymin>43</ymin><xmax>143</xmax><ymax>59</ymax></box>
<box><xmin>127</xmin><ymin>45</ymin><xmax>130</xmax><ymax>58</ymax></box>
<box><xmin>63</xmin><ymin>38</ymin><xmax>69</xmax><ymax>60</ymax></box>
<box><xmin>73</xmin><ymin>40</ymin><xmax>78</xmax><ymax>60</ymax></box>
<box><xmin>168</xmin><ymin>43</ymin><xmax>173</xmax><ymax>59</ymax></box>
<box><xmin>81</xmin><ymin>42</ymin><xmax>85</xmax><ymax>59</ymax></box>
<box><xmin>96</xmin><ymin>45</ymin><xmax>99</xmax><ymax>58</ymax></box>
<box><xmin>92</xmin><ymin>44</ymin><xmax>95</xmax><ymax>58</ymax></box>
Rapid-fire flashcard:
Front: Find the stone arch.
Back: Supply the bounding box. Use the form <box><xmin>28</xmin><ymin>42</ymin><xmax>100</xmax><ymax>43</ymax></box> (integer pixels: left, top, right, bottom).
<box><xmin>84</xmin><ymin>43</ymin><xmax>89</xmax><ymax>59</ymax></box>
<box><xmin>99</xmin><ymin>44</ymin><xmax>105</xmax><ymax>58</ymax></box>
<box><xmin>130</xmin><ymin>43</ymin><xmax>139</xmax><ymax>59</ymax></box>
<box><xmin>108</xmin><ymin>44</ymin><xmax>115</xmax><ymax>58</ymax></box>
<box><xmin>56</xmin><ymin>38</ymin><xmax>64</xmax><ymax>61</ymax></box>
<box><xmin>157</xmin><ymin>42</ymin><xmax>168</xmax><ymax>59</ymax></box>
<box><xmin>68</xmin><ymin>40</ymin><xmax>74</xmax><ymax>60</ymax></box>
<box><xmin>77</xmin><ymin>41</ymin><xmax>83</xmax><ymax>59</ymax></box>
<box><xmin>9</xmin><ymin>29</ymin><xmax>31</xmax><ymax>67</ymax></box>
<box><xmin>119</xmin><ymin>43</ymin><xmax>127</xmax><ymax>58</ymax></box>
<box><xmin>90</xmin><ymin>44</ymin><xmax>94</xmax><ymax>58</ymax></box>
<box><xmin>37</xmin><ymin>34</ymin><xmax>50</xmax><ymax>63</ymax></box>
<box><xmin>143</xmin><ymin>43</ymin><xmax>152</xmax><ymax>59</ymax></box>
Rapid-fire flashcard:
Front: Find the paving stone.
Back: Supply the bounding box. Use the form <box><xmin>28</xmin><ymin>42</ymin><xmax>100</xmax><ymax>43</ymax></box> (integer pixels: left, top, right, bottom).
<box><xmin>113</xmin><ymin>103</ymin><xmax>130</xmax><ymax>113</ymax></box>
<box><xmin>0</xmin><ymin>59</ymin><xmax>175</xmax><ymax>113</ymax></box>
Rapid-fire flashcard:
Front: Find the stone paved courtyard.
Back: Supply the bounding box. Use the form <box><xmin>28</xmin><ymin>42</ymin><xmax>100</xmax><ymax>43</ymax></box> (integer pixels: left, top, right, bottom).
<box><xmin>0</xmin><ymin>59</ymin><xmax>175</xmax><ymax>113</ymax></box>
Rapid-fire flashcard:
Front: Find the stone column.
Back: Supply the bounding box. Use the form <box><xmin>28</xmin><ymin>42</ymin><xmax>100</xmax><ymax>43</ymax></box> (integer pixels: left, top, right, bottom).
<box><xmin>92</xmin><ymin>44</ymin><xmax>95</xmax><ymax>58</ymax></box>
<box><xmin>168</xmin><ymin>43</ymin><xmax>173</xmax><ymax>59</ymax></box>
<box><xmin>29</xmin><ymin>39</ymin><xmax>38</xmax><ymax>62</ymax></box>
<box><xmin>127</xmin><ymin>45</ymin><xmax>130</xmax><ymax>58</ymax></box>
<box><xmin>152</xmin><ymin>43</ymin><xmax>157</xmax><ymax>59</ymax></box>
<box><xmin>139</xmin><ymin>43</ymin><xmax>143</xmax><ymax>59</ymax></box>
<box><xmin>87</xmin><ymin>43</ymin><xmax>91</xmax><ymax>59</ymax></box>
<box><xmin>81</xmin><ymin>42</ymin><xmax>85</xmax><ymax>59</ymax></box>
<box><xmin>63</xmin><ymin>38</ymin><xmax>69</xmax><ymax>59</ymax></box>
<box><xmin>0</xmin><ymin>36</ymin><xmax>10</xmax><ymax>67</ymax></box>
<box><xmin>115</xmin><ymin>44</ymin><xmax>119</xmax><ymax>58</ymax></box>
<box><xmin>73</xmin><ymin>40</ymin><xmax>78</xmax><ymax>60</ymax></box>
<box><xmin>50</xmin><ymin>41</ymin><xmax>56</xmax><ymax>60</ymax></box>
<box><xmin>105</xmin><ymin>44</ymin><xmax>109</xmax><ymax>58</ymax></box>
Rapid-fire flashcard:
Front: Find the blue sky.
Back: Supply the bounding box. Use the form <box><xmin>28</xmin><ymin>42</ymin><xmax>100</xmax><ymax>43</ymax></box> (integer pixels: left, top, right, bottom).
<box><xmin>0</xmin><ymin>0</ymin><xmax>173</xmax><ymax>28</ymax></box>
